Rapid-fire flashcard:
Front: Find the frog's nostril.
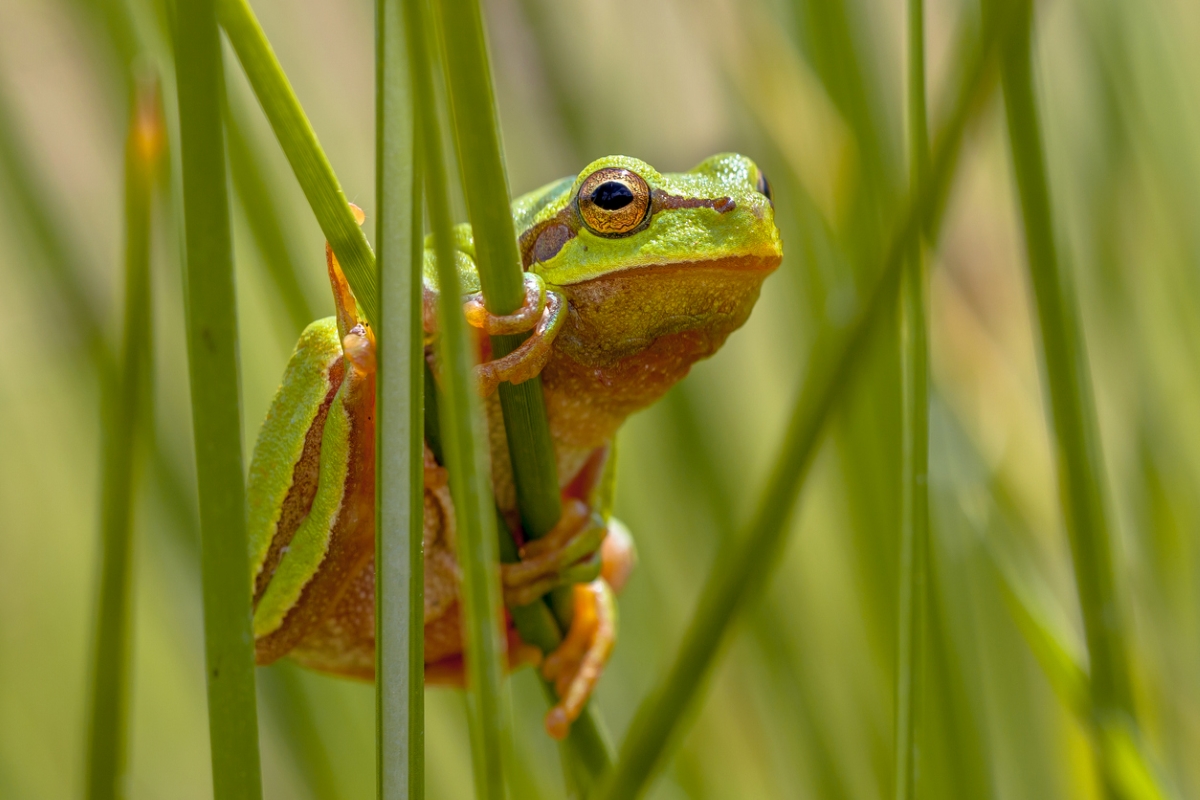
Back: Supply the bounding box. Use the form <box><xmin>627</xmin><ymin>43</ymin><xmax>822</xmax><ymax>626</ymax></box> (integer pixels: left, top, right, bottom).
<box><xmin>756</xmin><ymin>170</ymin><xmax>773</xmax><ymax>204</ymax></box>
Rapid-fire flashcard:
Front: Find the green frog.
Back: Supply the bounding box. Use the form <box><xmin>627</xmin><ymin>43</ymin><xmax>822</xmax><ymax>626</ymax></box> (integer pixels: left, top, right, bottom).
<box><xmin>245</xmin><ymin>153</ymin><xmax>782</xmax><ymax>738</ymax></box>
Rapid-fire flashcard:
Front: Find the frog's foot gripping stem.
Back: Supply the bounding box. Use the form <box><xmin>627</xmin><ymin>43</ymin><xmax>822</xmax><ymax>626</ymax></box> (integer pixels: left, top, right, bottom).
<box><xmin>542</xmin><ymin>580</ymin><xmax>617</xmax><ymax>740</ymax></box>
<box><xmin>501</xmin><ymin>499</ymin><xmax>606</xmax><ymax>608</ymax></box>
<box><xmin>464</xmin><ymin>272</ymin><xmax>565</xmax><ymax>396</ymax></box>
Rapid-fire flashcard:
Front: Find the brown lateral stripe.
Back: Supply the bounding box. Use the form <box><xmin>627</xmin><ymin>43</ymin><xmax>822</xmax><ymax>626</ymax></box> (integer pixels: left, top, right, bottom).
<box><xmin>253</xmin><ymin>358</ymin><xmax>346</xmax><ymax>604</ymax></box>
<box><xmin>651</xmin><ymin>189</ymin><xmax>735</xmax><ymax>215</ymax></box>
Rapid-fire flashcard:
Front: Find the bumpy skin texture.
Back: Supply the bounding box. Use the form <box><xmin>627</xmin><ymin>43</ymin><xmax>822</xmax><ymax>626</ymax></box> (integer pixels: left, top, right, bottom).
<box><xmin>246</xmin><ymin>153</ymin><xmax>782</xmax><ymax>730</ymax></box>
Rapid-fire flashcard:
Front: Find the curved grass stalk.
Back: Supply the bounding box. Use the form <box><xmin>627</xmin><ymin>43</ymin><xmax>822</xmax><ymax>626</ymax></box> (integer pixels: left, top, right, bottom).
<box><xmin>405</xmin><ymin>0</ymin><xmax>510</xmax><ymax>796</ymax></box>
<box><xmin>593</xmin><ymin>6</ymin><xmax>1023</xmax><ymax>796</ymax></box>
<box><xmin>895</xmin><ymin>0</ymin><xmax>930</xmax><ymax>797</ymax></box>
<box><xmin>375</xmin><ymin>0</ymin><xmax>425</xmax><ymax>794</ymax></box>
<box><xmin>85</xmin><ymin>75</ymin><xmax>161</xmax><ymax>800</ymax></box>
<box><xmin>217</xmin><ymin>0</ymin><xmax>378</xmax><ymax>325</ymax></box>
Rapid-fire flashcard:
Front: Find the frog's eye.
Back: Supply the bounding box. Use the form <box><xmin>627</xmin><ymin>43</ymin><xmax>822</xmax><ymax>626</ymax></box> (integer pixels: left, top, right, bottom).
<box><xmin>756</xmin><ymin>170</ymin><xmax>773</xmax><ymax>204</ymax></box>
<box><xmin>577</xmin><ymin>168</ymin><xmax>651</xmax><ymax>236</ymax></box>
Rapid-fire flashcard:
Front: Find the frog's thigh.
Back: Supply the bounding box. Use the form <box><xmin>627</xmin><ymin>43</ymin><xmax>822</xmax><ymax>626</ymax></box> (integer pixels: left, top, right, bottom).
<box><xmin>600</xmin><ymin>517</ymin><xmax>635</xmax><ymax>593</ymax></box>
<box><xmin>289</xmin><ymin>558</ymin><xmax>376</xmax><ymax>680</ymax></box>
<box><xmin>291</xmin><ymin>468</ymin><xmax>470</xmax><ymax>677</ymax></box>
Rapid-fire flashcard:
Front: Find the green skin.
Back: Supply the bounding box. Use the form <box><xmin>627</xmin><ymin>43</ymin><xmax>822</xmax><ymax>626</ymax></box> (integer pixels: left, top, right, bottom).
<box><xmin>245</xmin><ymin>153</ymin><xmax>783</xmax><ymax>737</ymax></box>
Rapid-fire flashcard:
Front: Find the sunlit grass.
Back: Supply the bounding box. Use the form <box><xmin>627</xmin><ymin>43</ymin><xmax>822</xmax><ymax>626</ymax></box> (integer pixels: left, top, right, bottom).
<box><xmin>3</xmin><ymin>0</ymin><xmax>1200</xmax><ymax>797</ymax></box>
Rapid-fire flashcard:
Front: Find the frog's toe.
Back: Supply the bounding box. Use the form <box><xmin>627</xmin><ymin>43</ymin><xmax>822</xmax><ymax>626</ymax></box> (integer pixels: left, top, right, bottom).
<box><xmin>501</xmin><ymin>500</ymin><xmax>605</xmax><ymax>607</ymax></box>
<box><xmin>472</xmin><ymin>279</ymin><xmax>564</xmax><ymax>396</ymax></box>
<box><xmin>541</xmin><ymin>580</ymin><xmax>616</xmax><ymax>740</ymax></box>
<box><xmin>464</xmin><ymin>272</ymin><xmax>546</xmax><ymax>334</ymax></box>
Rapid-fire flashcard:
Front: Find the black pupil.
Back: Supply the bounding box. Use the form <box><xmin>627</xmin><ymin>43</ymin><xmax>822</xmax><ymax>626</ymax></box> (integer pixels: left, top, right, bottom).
<box><xmin>591</xmin><ymin>181</ymin><xmax>634</xmax><ymax>210</ymax></box>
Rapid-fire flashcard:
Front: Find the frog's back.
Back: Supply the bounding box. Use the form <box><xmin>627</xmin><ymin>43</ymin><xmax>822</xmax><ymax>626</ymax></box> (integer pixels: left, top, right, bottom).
<box><xmin>246</xmin><ymin>318</ymin><xmax>343</xmax><ymax>588</ymax></box>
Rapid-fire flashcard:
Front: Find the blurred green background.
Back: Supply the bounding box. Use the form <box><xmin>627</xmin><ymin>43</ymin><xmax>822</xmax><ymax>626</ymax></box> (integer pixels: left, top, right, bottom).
<box><xmin>2</xmin><ymin>0</ymin><xmax>1200</xmax><ymax>796</ymax></box>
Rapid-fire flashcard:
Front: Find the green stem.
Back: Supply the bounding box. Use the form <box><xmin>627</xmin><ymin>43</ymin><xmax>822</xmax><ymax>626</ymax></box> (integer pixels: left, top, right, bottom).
<box><xmin>593</xmin><ymin>8</ymin><xmax>1021</xmax><ymax>797</ymax></box>
<box><xmin>433</xmin><ymin>0</ymin><xmax>561</xmax><ymax>539</ymax></box>
<box><xmin>85</xmin><ymin>76</ymin><xmax>160</xmax><ymax>800</ymax></box>
<box><xmin>405</xmin><ymin>0</ymin><xmax>510</xmax><ymax>796</ymax></box>
<box><xmin>217</xmin><ymin>0</ymin><xmax>378</xmax><ymax>325</ymax></box>
<box><xmin>431</xmin><ymin>0</ymin><xmax>613</xmax><ymax>787</ymax></box>
<box><xmin>432</xmin><ymin>0</ymin><xmax>612</xmax><ymax>785</ymax></box>
<box><xmin>174</xmin><ymin>0</ymin><xmax>263</xmax><ymax>793</ymax></box>
<box><xmin>375</xmin><ymin>0</ymin><xmax>425</xmax><ymax>795</ymax></box>
<box><xmin>895</xmin><ymin>0</ymin><xmax>930</xmax><ymax>798</ymax></box>
<box><xmin>995</xmin><ymin>0</ymin><xmax>1137</xmax><ymax>786</ymax></box>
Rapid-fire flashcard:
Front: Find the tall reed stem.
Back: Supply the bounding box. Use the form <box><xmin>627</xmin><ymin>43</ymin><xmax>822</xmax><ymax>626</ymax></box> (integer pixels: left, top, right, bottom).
<box><xmin>85</xmin><ymin>75</ymin><xmax>161</xmax><ymax>800</ymax></box>
<box><xmin>175</xmin><ymin>0</ymin><xmax>263</xmax><ymax>792</ymax></box>
<box><xmin>405</xmin><ymin>0</ymin><xmax>511</xmax><ymax>796</ymax></box>
<box><xmin>995</xmin><ymin>0</ymin><xmax>1136</xmax><ymax>792</ymax></box>
<box><xmin>375</xmin><ymin>0</ymin><xmax>425</xmax><ymax>795</ymax></box>
<box><xmin>594</xmin><ymin>7</ymin><xmax>1023</xmax><ymax>796</ymax></box>
<box><xmin>431</xmin><ymin>0</ymin><xmax>613</xmax><ymax>788</ymax></box>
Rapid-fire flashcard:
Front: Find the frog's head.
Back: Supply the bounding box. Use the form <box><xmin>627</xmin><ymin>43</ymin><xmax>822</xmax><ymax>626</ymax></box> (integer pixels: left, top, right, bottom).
<box><xmin>513</xmin><ymin>153</ymin><xmax>782</xmax><ymax>370</ymax></box>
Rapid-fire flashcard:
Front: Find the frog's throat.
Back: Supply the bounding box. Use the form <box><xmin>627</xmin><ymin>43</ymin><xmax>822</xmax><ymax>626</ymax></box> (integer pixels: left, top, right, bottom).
<box><xmin>566</xmin><ymin>252</ymin><xmax>782</xmax><ymax>283</ymax></box>
<box><xmin>553</xmin><ymin>252</ymin><xmax>779</xmax><ymax>371</ymax></box>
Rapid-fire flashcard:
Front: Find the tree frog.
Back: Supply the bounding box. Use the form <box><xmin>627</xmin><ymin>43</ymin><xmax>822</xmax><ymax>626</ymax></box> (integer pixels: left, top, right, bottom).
<box><xmin>246</xmin><ymin>153</ymin><xmax>782</xmax><ymax>738</ymax></box>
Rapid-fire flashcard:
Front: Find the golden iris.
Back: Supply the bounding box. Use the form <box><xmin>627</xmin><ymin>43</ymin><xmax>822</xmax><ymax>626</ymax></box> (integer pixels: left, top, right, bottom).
<box><xmin>577</xmin><ymin>167</ymin><xmax>651</xmax><ymax>236</ymax></box>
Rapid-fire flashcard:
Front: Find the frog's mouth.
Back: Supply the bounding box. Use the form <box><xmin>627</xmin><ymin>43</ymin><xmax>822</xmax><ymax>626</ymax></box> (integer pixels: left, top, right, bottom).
<box><xmin>554</xmin><ymin>251</ymin><xmax>782</xmax><ymax>367</ymax></box>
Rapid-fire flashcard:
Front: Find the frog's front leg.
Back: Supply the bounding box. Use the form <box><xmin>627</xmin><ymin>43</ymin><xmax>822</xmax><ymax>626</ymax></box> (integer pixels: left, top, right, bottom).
<box><xmin>424</xmin><ymin>271</ymin><xmax>566</xmax><ymax>397</ymax></box>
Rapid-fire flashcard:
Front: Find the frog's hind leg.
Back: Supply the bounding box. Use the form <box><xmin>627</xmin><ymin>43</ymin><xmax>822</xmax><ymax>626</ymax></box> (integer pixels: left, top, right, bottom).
<box><xmin>424</xmin><ymin>617</ymin><xmax>542</xmax><ymax>687</ymax></box>
<box><xmin>500</xmin><ymin>499</ymin><xmax>607</xmax><ymax>607</ymax></box>
<box><xmin>540</xmin><ymin>580</ymin><xmax>617</xmax><ymax>740</ymax></box>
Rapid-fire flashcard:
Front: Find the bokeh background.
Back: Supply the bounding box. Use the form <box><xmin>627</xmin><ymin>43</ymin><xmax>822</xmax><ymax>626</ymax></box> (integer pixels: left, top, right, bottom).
<box><xmin>2</xmin><ymin>0</ymin><xmax>1200</xmax><ymax>796</ymax></box>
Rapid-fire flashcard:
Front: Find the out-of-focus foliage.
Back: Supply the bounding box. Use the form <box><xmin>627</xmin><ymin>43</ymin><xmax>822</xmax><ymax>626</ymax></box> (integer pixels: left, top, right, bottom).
<box><xmin>1</xmin><ymin>0</ymin><xmax>1199</xmax><ymax>796</ymax></box>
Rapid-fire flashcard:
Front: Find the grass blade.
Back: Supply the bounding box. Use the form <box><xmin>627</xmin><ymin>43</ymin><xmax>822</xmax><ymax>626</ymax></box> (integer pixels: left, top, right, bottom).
<box><xmin>941</xmin><ymin>404</ymin><xmax>1174</xmax><ymax>798</ymax></box>
<box><xmin>432</xmin><ymin>0</ymin><xmax>560</xmax><ymax>539</ymax></box>
<box><xmin>895</xmin><ymin>0</ymin><xmax>930</xmax><ymax>797</ymax></box>
<box><xmin>84</xmin><ymin>75</ymin><xmax>162</xmax><ymax>800</ymax></box>
<box><xmin>405</xmin><ymin>0</ymin><xmax>511</xmax><ymax>796</ymax></box>
<box><xmin>217</xmin><ymin>0</ymin><xmax>378</xmax><ymax>324</ymax></box>
<box><xmin>593</xmin><ymin>7</ymin><xmax>1022</xmax><ymax>796</ymax></box>
<box><xmin>174</xmin><ymin>0</ymin><xmax>263</xmax><ymax>792</ymax></box>
<box><xmin>7</xmin><ymin>6</ymin><xmax>344</xmax><ymax>796</ymax></box>
<box><xmin>993</xmin><ymin>0</ymin><xmax>1138</xmax><ymax>785</ymax></box>
<box><xmin>375</xmin><ymin>0</ymin><xmax>425</xmax><ymax>795</ymax></box>
<box><xmin>431</xmin><ymin>0</ymin><xmax>614</xmax><ymax>787</ymax></box>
